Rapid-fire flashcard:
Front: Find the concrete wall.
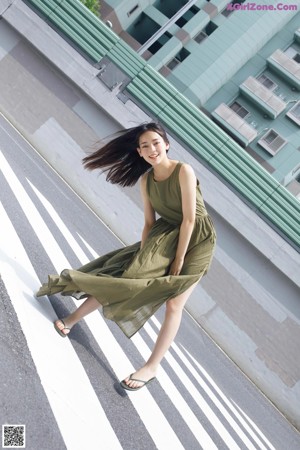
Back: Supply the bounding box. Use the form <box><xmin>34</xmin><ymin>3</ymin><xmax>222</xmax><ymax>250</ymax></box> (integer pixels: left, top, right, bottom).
<box><xmin>103</xmin><ymin>0</ymin><xmax>155</xmax><ymax>31</ymax></box>
<box><xmin>1</xmin><ymin>0</ymin><xmax>300</xmax><ymax>431</ymax></box>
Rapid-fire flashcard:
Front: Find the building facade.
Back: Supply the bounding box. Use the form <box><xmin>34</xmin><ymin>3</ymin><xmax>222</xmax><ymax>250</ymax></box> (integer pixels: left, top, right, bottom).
<box><xmin>101</xmin><ymin>0</ymin><xmax>300</xmax><ymax>198</ymax></box>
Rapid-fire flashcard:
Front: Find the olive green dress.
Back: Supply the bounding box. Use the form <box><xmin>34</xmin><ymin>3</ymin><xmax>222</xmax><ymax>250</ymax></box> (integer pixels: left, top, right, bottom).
<box><xmin>36</xmin><ymin>163</ymin><xmax>216</xmax><ymax>338</ymax></box>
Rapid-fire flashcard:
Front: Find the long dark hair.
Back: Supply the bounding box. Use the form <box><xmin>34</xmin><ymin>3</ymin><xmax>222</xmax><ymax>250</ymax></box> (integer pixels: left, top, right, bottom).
<box><xmin>82</xmin><ymin>122</ymin><xmax>169</xmax><ymax>186</ymax></box>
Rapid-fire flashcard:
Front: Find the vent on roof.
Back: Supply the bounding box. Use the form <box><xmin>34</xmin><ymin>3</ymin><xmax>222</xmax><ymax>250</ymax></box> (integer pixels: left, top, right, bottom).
<box><xmin>258</xmin><ymin>129</ymin><xmax>287</xmax><ymax>156</ymax></box>
<box><xmin>167</xmin><ymin>48</ymin><xmax>190</xmax><ymax>70</ymax></box>
<box><xmin>286</xmin><ymin>100</ymin><xmax>300</xmax><ymax>125</ymax></box>
<box><xmin>194</xmin><ymin>31</ymin><xmax>207</xmax><ymax>44</ymax></box>
<box><xmin>128</xmin><ymin>4</ymin><xmax>139</xmax><ymax>17</ymax></box>
<box><xmin>222</xmin><ymin>7</ymin><xmax>234</xmax><ymax>17</ymax></box>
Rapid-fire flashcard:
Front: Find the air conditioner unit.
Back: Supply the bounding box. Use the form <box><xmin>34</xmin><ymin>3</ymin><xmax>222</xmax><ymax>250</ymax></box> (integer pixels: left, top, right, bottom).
<box><xmin>286</xmin><ymin>100</ymin><xmax>300</xmax><ymax>126</ymax></box>
<box><xmin>258</xmin><ymin>129</ymin><xmax>287</xmax><ymax>156</ymax></box>
<box><xmin>194</xmin><ymin>31</ymin><xmax>207</xmax><ymax>44</ymax></box>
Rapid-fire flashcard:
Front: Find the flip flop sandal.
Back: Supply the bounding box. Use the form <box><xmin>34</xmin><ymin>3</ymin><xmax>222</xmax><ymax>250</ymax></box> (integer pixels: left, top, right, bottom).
<box><xmin>54</xmin><ymin>319</ymin><xmax>70</xmax><ymax>338</ymax></box>
<box><xmin>120</xmin><ymin>374</ymin><xmax>156</xmax><ymax>391</ymax></box>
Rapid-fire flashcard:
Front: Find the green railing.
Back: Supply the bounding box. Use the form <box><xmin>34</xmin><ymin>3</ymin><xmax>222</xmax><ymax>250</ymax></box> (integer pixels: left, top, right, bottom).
<box><xmin>23</xmin><ymin>0</ymin><xmax>300</xmax><ymax>249</ymax></box>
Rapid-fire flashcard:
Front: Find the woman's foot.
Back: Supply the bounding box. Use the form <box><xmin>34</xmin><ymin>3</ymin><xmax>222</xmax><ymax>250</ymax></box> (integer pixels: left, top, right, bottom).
<box><xmin>120</xmin><ymin>366</ymin><xmax>157</xmax><ymax>391</ymax></box>
<box><xmin>54</xmin><ymin>319</ymin><xmax>71</xmax><ymax>338</ymax></box>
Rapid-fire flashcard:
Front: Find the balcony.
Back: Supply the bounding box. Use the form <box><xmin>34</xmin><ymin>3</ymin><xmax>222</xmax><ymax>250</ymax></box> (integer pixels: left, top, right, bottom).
<box><xmin>286</xmin><ymin>100</ymin><xmax>300</xmax><ymax>126</ymax></box>
<box><xmin>239</xmin><ymin>76</ymin><xmax>287</xmax><ymax>119</ymax></box>
<box><xmin>267</xmin><ymin>49</ymin><xmax>300</xmax><ymax>90</ymax></box>
<box><xmin>212</xmin><ymin>103</ymin><xmax>258</xmax><ymax>146</ymax></box>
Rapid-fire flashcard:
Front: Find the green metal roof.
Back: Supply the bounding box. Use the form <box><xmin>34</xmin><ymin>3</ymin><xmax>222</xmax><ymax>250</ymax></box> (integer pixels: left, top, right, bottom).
<box><xmin>23</xmin><ymin>0</ymin><xmax>300</xmax><ymax>249</ymax></box>
<box><xmin>25</xmin><ymin>0</ymin><xmax>119</xmax><ymax>61</ymax></box>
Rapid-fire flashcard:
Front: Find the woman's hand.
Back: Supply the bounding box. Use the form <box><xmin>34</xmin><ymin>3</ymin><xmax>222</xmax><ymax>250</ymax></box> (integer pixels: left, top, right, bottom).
<box><xmin>169</xmin><ymin>256</ymin><xmax>184</xmax><ymax>276</ymax></box>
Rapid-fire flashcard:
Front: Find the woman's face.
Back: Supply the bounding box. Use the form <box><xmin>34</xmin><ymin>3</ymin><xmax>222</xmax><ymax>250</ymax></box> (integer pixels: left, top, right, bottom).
<box><xmin>137</xmin><ymin>130</ymin><xmax>169</xmax><ymax>165</ymax></box>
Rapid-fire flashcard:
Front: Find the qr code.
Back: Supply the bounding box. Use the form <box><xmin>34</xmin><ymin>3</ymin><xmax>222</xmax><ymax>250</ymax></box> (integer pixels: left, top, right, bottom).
<box><xmin>2</xmin><ymin>425</ymin><xmax>25</xmax><ymax>448</ymax></box>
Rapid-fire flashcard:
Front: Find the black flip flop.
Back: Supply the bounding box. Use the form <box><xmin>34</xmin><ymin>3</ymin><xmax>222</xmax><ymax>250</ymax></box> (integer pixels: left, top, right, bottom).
<box><xmin>120</xmin><ymin>374</ymin><xmax>156</xmax><ymax>391</ymax></box>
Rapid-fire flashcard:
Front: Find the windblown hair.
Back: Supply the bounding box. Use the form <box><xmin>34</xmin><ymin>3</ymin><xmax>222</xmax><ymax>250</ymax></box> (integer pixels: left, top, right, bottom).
<box><xmin>82</xmin><ymin>122</ymin><xmax>169</xmax><ymax>187</ymax></box>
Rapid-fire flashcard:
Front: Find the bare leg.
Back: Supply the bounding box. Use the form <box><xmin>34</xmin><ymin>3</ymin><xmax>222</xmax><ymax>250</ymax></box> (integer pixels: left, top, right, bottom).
<box><xmin>123</xmin><ymin>282</ymin><xmax>197</xmax><ymax>389</ymax></box>
<box><xmin>55</xmin><ymin>295</ymin><xmax>100</xmax><ymax>336</ymax></box>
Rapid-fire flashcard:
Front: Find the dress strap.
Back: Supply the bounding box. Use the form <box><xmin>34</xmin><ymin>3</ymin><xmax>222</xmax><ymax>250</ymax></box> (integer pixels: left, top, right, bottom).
<box><xmin>174</xmin><ymin>161</ymin><xmax>183</xmax><ymax>175</ymax></box>
<box><xmin>146</xmin><ymin>170</ymin><xmax>152</xmax><ymax>196</ymax></box>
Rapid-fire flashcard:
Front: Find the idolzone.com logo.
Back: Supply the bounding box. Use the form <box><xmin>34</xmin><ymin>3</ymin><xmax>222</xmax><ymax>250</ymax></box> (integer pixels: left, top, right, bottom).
<box><xmin>226</xmin><ymin>2</ymin><xmax>298</xmax><ymax>11</ymax></box>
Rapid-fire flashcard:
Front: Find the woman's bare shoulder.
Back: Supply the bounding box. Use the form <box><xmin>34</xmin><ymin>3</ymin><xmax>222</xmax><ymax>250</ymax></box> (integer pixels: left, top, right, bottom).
<box><xmin>179</xmin><ymin>163</ymin><xmax>196</xmax><ymax>177</ymax></box>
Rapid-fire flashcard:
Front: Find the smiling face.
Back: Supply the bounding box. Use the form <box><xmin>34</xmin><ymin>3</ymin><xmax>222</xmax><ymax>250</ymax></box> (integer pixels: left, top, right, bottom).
<box><xmin>137</xmin><ymin>130</ymin><xmax>170</xmax><ymax>165</ymax></box>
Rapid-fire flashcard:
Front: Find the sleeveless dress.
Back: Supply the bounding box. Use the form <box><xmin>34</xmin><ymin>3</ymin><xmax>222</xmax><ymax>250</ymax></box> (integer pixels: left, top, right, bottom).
<box><xmin>36</xmin><ymin>163</ymin><xmax>216</xmax><ymax>338</ymax></box>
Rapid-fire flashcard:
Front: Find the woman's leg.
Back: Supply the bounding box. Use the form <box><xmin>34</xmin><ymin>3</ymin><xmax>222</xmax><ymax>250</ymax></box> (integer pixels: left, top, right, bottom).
<box><xmin>55</xmin><ymin>295</ymin><xmax>100</xmax><ymax>336</ymax></box>
<box><xmin>123</xmin><ymin>282</ymin><xmax>197</xmax><ymax>389</ymax></box>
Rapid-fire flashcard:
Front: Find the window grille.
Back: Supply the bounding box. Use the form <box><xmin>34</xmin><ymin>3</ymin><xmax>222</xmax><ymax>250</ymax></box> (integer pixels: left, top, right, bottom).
<box><xmin>258</xmin><ymin>129</ymin><xmax>287</xmax><ymax>155</ymax></box>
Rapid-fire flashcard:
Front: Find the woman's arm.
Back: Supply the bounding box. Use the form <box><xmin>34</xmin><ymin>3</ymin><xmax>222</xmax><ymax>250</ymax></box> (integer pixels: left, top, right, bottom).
<box><xmin>169</xmin><ymin>164</ymin><xmax>196</xmax><ymax>275</ymax></box>
<box><xmin>140</xmin><ymin>173</ymin><xmax>156</xmax><ymax>249</ymax></box>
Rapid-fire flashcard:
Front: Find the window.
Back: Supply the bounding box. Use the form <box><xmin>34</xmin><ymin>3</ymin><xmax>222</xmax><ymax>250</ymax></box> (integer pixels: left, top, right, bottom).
<box><xmin>148</xmin><ymin>32</ymin><xmax>172</xmax><ymax>55</ymax></box>
<box><xmin>257</xmin><ymin>74</ymin><xmax>277</xmax><ymax>91</ymax></box>
<box><xmin>293</xmin><ymin>53</ymin><xmax>300</xmax><ymax>63</ymax></box>
<box><xmin>127</xmin><ymin>4</ymin><xmax>139</xmax><ymax>17</ymax></box>
<box><xmin>230</xmin><ymin>101</ymin><xmax>249</xmax><ymax>119</ymax></box>
<box><xmin>205</xmin><ymin>21</ymin><xmax>218</xmax><ymax>36</ymax></box>
<box><xmin>284</xmin><ymin>44</ymin><xmax>300</xmax><ymax>59</ymax></box>
<box><xmin>167</xmin><ymin>48</ymin><xmax>190</xmax><ymax>70</ymax></box>
<box><xmin>190</xmin><ymin>5</ymin><xmax>200</xmax><ymax>14</ymax></box>
<box><xmin>258</xmin><ymin>129</ymin><xmax>287</xmax><ymax>155</ymax></box>
<box><xmin>176</xmin><ymin>16</ymin><xmax>188</xmax><ymax>27</ymax></box>
<box><xmin>175</xmin><ymin>4</ymin><xmax>200</xmax><ymax>27</ymax></box>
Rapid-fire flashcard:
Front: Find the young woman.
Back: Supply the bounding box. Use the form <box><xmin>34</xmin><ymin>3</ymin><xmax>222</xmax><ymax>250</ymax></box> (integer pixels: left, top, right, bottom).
<box><xmin>36</xmin><ymin>122</ymin><xmax>216</xmax><ymax>391</ymax></box>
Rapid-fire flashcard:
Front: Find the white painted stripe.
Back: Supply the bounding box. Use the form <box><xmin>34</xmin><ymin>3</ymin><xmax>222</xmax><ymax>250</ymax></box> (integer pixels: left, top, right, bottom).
<box><xmin>60</xmin><ymin>233</ymin><xmax>216</xmax><ymax>449</ymax></box>
<box><xmin>77</xmin><ymin>233</ymin><xmax>99</xmax><ymax>258</ymax></box>
<box><xmin>0</xmin><ymin>151</ymin><xmax>186</xmax><ymax>449</ymax></box>
<box><xmin>152</xmin><ymin>315</ymin><xmax>273</xmax><ymax>450</ymax></box>
<box><xmin>131</xmin><ymin>330</ymin><xmax>219</xmax><ymax>449</ymax></box>
<box><xmin>232</xmin><ymin>402</ymin><xmax>276</xmax><ymax>450</ymax></box>
<box><xmin>0</xmin><ymin>152</ymin><xmax>69</xmax><ymax>272</ymax></box>
<box><xmin>160</xmin><ymin>334</ymin><xmax>268</xmax><ymax>450</ymax></box>
<box><xmin>82</xmin><ymin>311</ymin><xmax>185</xmax><ymax>450</ymax></box>
<box><xmin>185</xmin><ymin>351</ymin><xmax>275</xmax><ymax>449</ymax></box>
<box><xmin>27</xmin><ymin>179</ymin><xmax>90</xmax><ymax>265</ymax></box>
<box><xmin>0</xmin><ymin>202</ymin><xmax>122</xmax><ymax>450</ymax></box>
<box><xmin>143</xmin><ymin>321</ymin><xmax>241</xmax><ymax>450</ymax></box>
